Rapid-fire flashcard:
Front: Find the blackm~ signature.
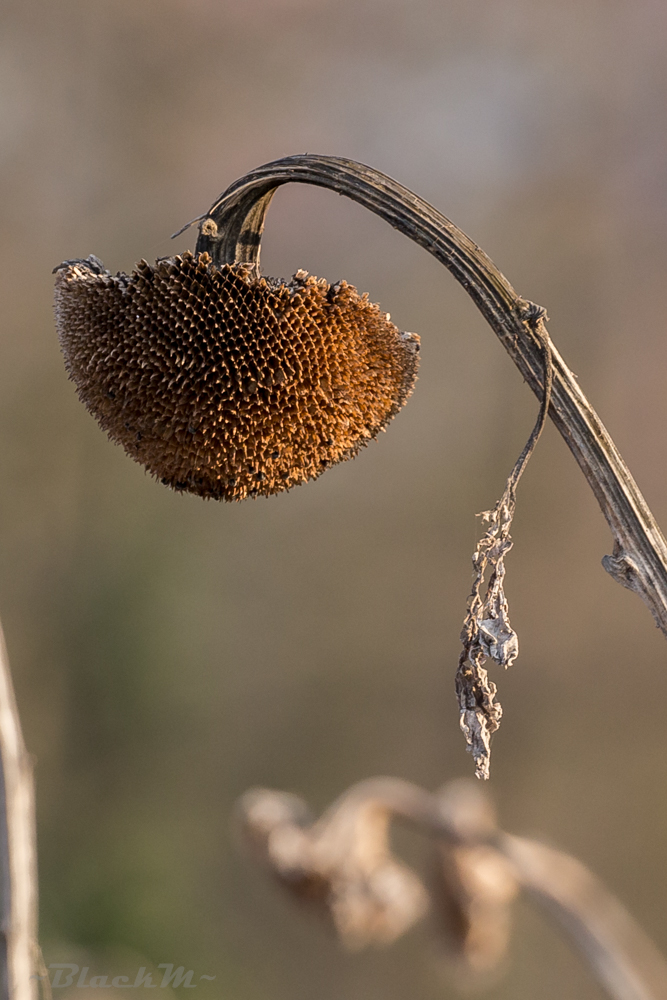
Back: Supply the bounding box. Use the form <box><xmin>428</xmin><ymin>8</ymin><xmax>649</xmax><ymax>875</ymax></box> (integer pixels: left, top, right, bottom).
<box><xmin>45</xmin><ymin>964</ymin><xmax>217</xmax><ymax>989</ymax></box>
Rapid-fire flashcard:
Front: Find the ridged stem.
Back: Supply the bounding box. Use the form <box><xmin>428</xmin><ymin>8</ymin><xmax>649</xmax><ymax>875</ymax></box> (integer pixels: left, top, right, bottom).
<box><xmin>191</xmin><ymin>154</ymin><xmax>667</xmax><ymax>634</ymax></box>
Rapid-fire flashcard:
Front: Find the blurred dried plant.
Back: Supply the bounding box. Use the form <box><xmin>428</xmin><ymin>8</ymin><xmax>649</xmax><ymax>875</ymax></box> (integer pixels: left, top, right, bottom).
<box><xmin>434</xmin><ymin>781</ymin><xmax>518</xmax><ymax>979</ymax></box>
<box><xmin>237</xmin><ymin>778</ymin><xmax>667</xmax><ymax>1000</ymax></box>
<box><xmin>239</xmin><ymin>782</ymin><xmax>428</xmax><ymax>949</ymax></box>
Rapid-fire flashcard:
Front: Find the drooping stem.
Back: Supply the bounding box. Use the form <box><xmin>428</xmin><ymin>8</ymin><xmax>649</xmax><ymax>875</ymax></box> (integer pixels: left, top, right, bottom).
<box><xmin>185</xmin><ymin>153</ymin><xmax>667</xmax><ymax>635</ymax></box>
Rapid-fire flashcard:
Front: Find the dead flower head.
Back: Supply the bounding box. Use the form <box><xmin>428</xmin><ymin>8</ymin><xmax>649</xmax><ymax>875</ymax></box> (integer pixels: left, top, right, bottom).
<box><xmin>54</xmin><ymin>253</ymin><xmax>418</xmax><ymax>501</ymax></box>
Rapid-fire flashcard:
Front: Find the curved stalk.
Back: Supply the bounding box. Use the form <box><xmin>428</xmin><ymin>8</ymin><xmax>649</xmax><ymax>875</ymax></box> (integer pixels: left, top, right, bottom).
<box><xmin>186</xmin><ymin>153</ymin><xmax>667</xmax><ymax>634</ymax></box>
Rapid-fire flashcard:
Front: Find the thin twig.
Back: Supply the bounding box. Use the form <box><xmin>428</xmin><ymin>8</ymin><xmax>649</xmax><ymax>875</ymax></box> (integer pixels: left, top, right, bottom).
<box><xmin>0</xmin><ymin>625</ymin><xmax>37</xmax><ymax>1000</ymax></box>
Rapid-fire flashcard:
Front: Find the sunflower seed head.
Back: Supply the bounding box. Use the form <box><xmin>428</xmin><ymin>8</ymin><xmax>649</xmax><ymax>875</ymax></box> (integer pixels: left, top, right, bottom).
<box><xmin>54</xmin><ymin>252</ymin><xmax>419</xmax><ymax>500</ymax></box>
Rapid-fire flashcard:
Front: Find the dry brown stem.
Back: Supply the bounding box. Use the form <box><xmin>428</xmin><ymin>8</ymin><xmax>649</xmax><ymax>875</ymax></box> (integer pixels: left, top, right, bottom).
<box><xmin>0</xmin><ymin>626</ymin><xmax>38</xmax><ymax>1000</ymax></box>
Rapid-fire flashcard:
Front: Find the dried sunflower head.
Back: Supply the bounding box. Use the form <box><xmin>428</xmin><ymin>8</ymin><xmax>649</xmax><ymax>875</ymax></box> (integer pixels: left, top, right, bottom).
<box><xmin>54</xmin><ymin>251</ymin><xmax>419</xmax><ymax>500</ymax></box>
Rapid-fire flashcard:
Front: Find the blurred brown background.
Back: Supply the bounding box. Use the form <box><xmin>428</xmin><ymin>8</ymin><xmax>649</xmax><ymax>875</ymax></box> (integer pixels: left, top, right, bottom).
<box><xmin>2</xmin><ymin>0</ymin><xmax>667</xmax><ymax>997</ymax></box>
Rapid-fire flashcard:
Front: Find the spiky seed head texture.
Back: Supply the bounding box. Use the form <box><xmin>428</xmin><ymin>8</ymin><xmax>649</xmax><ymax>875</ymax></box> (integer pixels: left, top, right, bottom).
<box><xmin>54</xmin><ymin>251</ymin><xmax>419</xmax><ymax>500</ymax></box>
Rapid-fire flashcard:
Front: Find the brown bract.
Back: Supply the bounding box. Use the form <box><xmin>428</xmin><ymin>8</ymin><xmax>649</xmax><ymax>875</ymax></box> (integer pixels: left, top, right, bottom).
<box><xmin>54</xmin><ymin>251</ymin><xmax>419</xmax><ymax>500</ymax></box>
